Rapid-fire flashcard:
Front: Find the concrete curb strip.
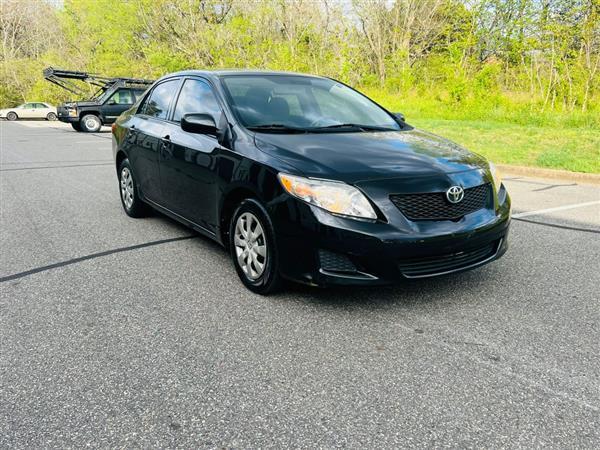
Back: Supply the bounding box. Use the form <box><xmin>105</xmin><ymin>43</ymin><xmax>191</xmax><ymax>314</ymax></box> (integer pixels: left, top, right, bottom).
<box><xmin>497</xmin><ymin>164</ymin><xmax>600</xmax><ymax>186</ymax></box>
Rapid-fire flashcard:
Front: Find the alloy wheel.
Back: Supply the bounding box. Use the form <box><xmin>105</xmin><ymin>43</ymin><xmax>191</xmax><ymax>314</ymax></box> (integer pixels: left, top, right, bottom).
<box><xmin>234</xmin><ymin>212</ymin><xmax>267</xmax><ymax>280</ymax></box>
<box><xmin>120</xmin><ymin>167</ymin><xmax>134</xmax><ymax>209</ymax></box>
<box><xmin>84</xmin><ymin>116</ymin><xmax>100</xmax><ymax>131</ymax></box>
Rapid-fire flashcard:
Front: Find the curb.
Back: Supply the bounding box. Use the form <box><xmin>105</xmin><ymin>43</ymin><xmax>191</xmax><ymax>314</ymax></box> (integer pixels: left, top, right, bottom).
<box><xmin>497</xmin><ymin>164</ymin><xmax>600</xmax><ymax>186</ymax></box>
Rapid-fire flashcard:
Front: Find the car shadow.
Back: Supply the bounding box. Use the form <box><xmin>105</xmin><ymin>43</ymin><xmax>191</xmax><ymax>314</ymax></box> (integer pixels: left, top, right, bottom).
<box><xmin>150</xmin><ymin>207</ymin><xmax>501</xmax><ymax>309</ymax></box>
<box><xmin>282</xmin><ymin>268</ymin><xmax>497</xmax><ymax>309</ymax></box>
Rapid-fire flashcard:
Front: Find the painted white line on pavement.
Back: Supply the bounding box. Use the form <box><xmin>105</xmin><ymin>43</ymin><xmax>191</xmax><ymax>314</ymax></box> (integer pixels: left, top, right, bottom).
<box><xmin>513</xmin><ymin>200</ymin><xmax>600</xmax><ymax>218</ymax></box>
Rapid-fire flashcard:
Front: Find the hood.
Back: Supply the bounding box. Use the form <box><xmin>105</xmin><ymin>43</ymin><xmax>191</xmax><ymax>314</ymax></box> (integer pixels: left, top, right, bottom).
<box><xmin>254</xmin><ymin>128</ymin><xmax>489</xmax><ymax>184</ymax></box>
<box><xmin>60</xmin><ymin>100</ymin><xmax>100</xmax><ymax>108</ymax></box>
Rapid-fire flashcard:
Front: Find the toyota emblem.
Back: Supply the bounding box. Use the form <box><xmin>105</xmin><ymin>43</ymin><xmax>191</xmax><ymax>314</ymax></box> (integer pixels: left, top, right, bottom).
<box><xmin>446</xmin><ymin>186</ymin><xmax>464</xmax><ymax>204</ymax></box>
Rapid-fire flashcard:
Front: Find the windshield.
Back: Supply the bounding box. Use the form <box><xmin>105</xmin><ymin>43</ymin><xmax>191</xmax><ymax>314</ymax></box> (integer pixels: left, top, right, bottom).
<box><xmin>91</xmin><ymin>87</ymin><xmax>109</xmax><ymax>102</ymax></box>
<box><xmin>221</xmin><ymin>75</ymin><xmax>400</xmax><ymax>132</ymax></box>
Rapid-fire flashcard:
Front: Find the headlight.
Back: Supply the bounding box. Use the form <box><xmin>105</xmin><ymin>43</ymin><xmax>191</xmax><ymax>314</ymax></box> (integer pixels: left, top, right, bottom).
<box><xmin>489</xmin><ymin>162</ymin><xmax>502</xmax><ymax>192</ymax></box>
<box><xmin>278</xmin><ymin>173</ymin><xmax>377</xmax><ymax>220</ymax></box>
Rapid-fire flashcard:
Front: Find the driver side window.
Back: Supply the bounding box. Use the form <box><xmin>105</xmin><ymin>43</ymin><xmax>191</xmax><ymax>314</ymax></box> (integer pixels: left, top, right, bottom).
<box><xmin>109</xmin><ymin>89</ymin><xmax>134</xmax><ymax>105</ymax></box>
<box><xmin>172</xmin><ymin>79</ymin><xmax>221</xmax><ymax>123</ymax></box>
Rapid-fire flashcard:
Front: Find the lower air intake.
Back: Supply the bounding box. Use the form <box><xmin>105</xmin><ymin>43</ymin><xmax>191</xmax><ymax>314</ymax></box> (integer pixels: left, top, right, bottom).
<box><xmin>397</xmin><ymin>241</ymin><xmax>498</xmax><ymax>278</ymax></box>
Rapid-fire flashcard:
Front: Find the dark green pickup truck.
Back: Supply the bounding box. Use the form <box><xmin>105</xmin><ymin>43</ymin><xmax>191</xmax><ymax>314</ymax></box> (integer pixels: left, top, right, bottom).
<box><xmin>44</xmin><ymin>67</ymin><xmax>154</xmax><ymax>132</ymax></box>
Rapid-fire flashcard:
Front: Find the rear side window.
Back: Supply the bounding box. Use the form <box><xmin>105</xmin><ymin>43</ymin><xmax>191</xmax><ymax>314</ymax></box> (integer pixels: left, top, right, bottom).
<box><xmin>172</xmin><ymin>79</ymin><xmax>221</xmax><ymax>123</ymax></box>
<box><xmin>140</xmin><ymin>79</ymin><xmax>179</xmax><ymax>119</ymax></box>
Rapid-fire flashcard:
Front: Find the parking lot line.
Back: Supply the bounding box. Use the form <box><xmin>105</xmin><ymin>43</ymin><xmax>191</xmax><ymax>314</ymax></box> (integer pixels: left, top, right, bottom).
<box><xmin>512</xmin><ymin>200</ymin><xmax>600</xmax><ymax>218</ymax></box>
<box><xmin>513</xmin><ymin>217</ymin><xmax>600</xmax><ymax>234</ymax></box>
<box><xmin>0</xmin><ymin>235</ymin><xmax>196</xmax><ymax>283</ymax></box>
<box><xmin>0</xmin><ymin>159</ymin><xmax>112</xmax><ymax>165</ymax></box>
<box><xmin>0</xmin><ymin>162</ymin><xmax>113</xmax><ymax>172</ymax></box>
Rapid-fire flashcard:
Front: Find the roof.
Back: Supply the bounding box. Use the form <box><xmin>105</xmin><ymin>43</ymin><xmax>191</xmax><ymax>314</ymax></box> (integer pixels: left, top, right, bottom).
<box><xmin>158</xmin><ymin>69</ymin><xmax>326</xmax><ymax>82</ymax></box>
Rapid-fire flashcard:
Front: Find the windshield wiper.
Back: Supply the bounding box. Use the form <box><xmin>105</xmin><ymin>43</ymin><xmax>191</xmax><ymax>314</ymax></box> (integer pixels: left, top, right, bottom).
<box><xmin>246</xmin><ymin>123</ymin><xmax>397</xmax><ymax>133</ymax></box>
<box><xmin>246</xmin><ymin>124</ymin><xmax>308</xmax><ymax>133</ymax></box>
<box><xmin>310</xmin><ymin>123</ymin><xmax>397</xmax><ymax>132</ymax></box>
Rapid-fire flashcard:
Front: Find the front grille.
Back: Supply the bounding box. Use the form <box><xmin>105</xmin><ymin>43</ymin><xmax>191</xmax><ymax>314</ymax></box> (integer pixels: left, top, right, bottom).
<box><xmin>397</xmin><ymin>241</ymin><xmax>498</xmax><ymax>278</ymax></box>
<box><xmin>319</xmin><ymin>249</ymin><xmax>357</xmax><ymax>273</ymax></box>
<box><xmin>57</xmin><ymin>106</ymin><xmax>72</xmax><ymax>118</ymax></box>
<box><xmin>390</xmin><ymin>183</ymin><xmax>491</xmax><ymax>221</ymax></box>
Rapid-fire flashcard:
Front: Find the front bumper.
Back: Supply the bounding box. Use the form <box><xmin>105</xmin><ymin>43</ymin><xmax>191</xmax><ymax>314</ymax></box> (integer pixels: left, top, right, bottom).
<box><xmin>57</xmin><ymin>116</ymin><xmax>79</xmax><ymax>124</ymax></box>
<box><xmin>271</xmin><ymin>186</ymin><xmax>511</xmax><ymax>287</ymax></box>
<box><xmin>56</xmin><ymin>106</ymin><xmax>79</xmax><ymax>123</ymax></box>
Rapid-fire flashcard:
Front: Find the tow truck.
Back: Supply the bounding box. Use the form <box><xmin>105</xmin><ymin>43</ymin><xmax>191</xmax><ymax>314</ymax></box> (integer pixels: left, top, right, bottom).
<box><xmin>43</xmin><ymin>67</ymin><xmax>154</xmax><ymax>132</ymax></box>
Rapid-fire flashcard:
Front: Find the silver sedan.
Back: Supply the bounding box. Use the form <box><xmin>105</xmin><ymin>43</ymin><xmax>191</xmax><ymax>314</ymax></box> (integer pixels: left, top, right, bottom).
<box><xmin>0</xmin><ymin>102</ymin><xmax>57</xmax><ymax>121</ymax></box>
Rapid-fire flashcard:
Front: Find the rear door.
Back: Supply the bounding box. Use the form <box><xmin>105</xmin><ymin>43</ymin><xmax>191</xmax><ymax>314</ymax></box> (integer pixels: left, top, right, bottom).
<box><xmin>34</xmin><ymin>103</ymin><xmax>49</xmax><ymax>118</ymax></box>
<box><xmin>127</xmin><ymin>78</ymin><xmax>181</xmax><ymax>203</ymax></box>
<box><xmin>159</xmin><ymin>77</ymin><xmax>224</xmax><ymax>232</ymax></box>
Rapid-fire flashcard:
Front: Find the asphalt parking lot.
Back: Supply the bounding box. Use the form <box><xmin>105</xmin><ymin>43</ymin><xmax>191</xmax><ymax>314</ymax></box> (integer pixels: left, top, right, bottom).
<box><xmin>1</xmin><ymin>120</ymin><xmax>599</xmax><ymax>448</ymax></box>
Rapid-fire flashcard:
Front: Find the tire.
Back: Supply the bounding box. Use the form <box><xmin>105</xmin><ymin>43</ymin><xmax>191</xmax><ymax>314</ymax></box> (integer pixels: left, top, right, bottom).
<box><xmin>118</xmin><ymin>158</ymin><xmax>150</xmax><ymax>218</ymax></box>
<box><xmin>46</xmin><ymin>112</ymin><xmax>57</xmax><ymax>121</ymax></box>
<box><xmin>6</xmin><ymin>112</ymin><xmax>17</xmax><ymax>121</ymax></box>
<box><xmin>71</xmin><ymin>122</ymin><xmax>82</xmax><ymax>131</ymax></box>
<box><xmin>229</xmin><ymin>199</ymin><xmax>282</xmax><ymax>295</ymax></box>
<box><xmin>80</xmin><ymin>114</ymin><xmax>101</xmax><ymax>132</ymax></box>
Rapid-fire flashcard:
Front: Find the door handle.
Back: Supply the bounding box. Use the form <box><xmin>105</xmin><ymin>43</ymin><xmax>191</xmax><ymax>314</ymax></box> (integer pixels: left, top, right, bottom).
<box><xmin>160</xmin><ymin>135</ymin><xmax>173</xmax><ymax>159</ymax></box>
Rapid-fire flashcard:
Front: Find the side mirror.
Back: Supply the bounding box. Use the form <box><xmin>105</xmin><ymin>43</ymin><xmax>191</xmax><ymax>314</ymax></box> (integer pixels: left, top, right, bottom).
<box><xmin>181</xmin><ymin>113</ymin><xmax>218</xmax><ymax>135</ymax></box>
<box><xmin>393</xmin><ymin>112</ymin><xmax>406</xmax><ymax>122</ymax></box>
<box><xmin>107</xmin><ymin>99</ymin><xmax>117</xmax><ymax>105</ymax></box>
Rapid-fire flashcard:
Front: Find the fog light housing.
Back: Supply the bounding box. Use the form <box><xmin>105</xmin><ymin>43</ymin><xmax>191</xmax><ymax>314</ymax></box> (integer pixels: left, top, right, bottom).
<box><xmin>318</xmin><ymin>249</ymin><xmax>357</xmax><ymax>273</ymax></box>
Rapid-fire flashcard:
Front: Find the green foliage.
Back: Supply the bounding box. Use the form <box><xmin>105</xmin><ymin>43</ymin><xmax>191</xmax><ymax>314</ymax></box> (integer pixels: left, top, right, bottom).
<box><xmin>412</xmin><ymin>119</ymin><xmax>600</xmax><ymax>173</ymax></box>
<box><xmin>365</xmin><ymin>87</ymin><xmax>600</xmax><ymax>128</ymax></box>
<box><xmin>1</xmin><ymin>0</ymin><xmax>598</xmax><ymax>172</ymax></box>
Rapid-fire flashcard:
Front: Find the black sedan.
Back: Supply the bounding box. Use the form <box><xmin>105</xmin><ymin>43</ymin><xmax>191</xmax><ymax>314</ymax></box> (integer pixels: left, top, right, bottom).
<box><xmin>112</xmin><ymin>70</ymin><xmax>510</xmax><ymax>294</ymax></box>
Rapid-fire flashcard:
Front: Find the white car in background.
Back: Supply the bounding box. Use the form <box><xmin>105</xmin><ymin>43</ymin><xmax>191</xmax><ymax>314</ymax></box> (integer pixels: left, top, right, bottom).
<box><xmin>0</xmin><ymin>102</ymin><xmax>58</xmax><ymax>121</ymax></box>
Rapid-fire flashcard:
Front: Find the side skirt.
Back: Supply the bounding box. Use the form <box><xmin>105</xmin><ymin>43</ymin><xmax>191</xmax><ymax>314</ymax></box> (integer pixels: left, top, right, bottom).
<box><xmin>143</xmin><ymin>197</ymin><xmax>224</xmax><ymax>246</ymax></box>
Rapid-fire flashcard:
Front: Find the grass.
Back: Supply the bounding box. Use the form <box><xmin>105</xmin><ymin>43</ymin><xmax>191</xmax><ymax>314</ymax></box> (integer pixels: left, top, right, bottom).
<box><xmin>408</xmin><ymin>119</ymin><xmax>600</xmax><ymax>174</ymax></box>
<box><xmin>360</xmin><ymin>87</ymin><xmax>600</xmax><ymax>174</ymax></box>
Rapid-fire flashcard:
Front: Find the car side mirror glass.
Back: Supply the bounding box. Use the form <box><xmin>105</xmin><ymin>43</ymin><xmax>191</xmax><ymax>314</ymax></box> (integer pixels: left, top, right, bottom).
<box><xmin>181</xmin><ymin>113</ymin><xmax>218</xmax><ymax>135</ymax></box>
<box><xmin>393</xmin><ymin>112</ymin><xmax>406</xmax><ymax>122</ymax></box>
<box><xmin>108</xmin><ymin>99</ymin><xmax>117</xmax><ymax>105</ymax></box>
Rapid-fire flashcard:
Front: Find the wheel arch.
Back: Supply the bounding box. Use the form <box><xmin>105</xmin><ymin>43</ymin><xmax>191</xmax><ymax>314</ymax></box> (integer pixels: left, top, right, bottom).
<box><xmin>79</xmin><ymin>110</ymin><xmax>102</xmax><ymax>121</ymax></box>
<box><xmin>219</xmin><ymin>186</ymin><xmax>261</xmax><ymax>247</ymax></box>
<box><xmin>115</xmin><ymin>150</ymin><xmax>128</xmax><ymax>175</ymax></box>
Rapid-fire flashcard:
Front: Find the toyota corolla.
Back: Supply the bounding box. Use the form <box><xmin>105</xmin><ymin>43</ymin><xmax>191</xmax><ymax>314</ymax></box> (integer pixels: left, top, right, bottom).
<box><xmin>112</xmin><ymin>71</ymin><xmax>510</xmax><ymax>294</ymax></box>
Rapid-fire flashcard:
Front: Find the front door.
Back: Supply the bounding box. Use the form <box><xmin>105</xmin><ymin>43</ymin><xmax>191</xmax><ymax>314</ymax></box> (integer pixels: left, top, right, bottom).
<box><xmin>103</xmin><ymin>89</ymin><xmax>136</xmax><ymax>123</ymax></box>
<box><xmin>20</xmin><ymin>103</ymin><xmax>37</xmax><ymax>119</ymax></box>
<box><xmin>159</xmin><ymin>78</ymin><xmax>224</xmax><ymax>233</ymax></box>
<box><xmin>127</xmin><ymin>79</ymin><xmax>181</xmax><ymax>203</ymax></box>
